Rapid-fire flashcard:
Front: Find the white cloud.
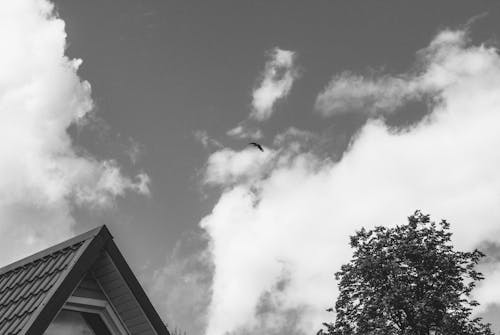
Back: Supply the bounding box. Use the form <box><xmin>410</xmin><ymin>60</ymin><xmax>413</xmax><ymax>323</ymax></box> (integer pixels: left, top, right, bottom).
<box><xmin>0</xmin><ymin>0</ymin><xmax>149</xmax><ymax>265</ymax></box>
<box><xmin>314</xmin><ymin>29</ymin><xmax>474</xmax><ymax>117</ymax></box>
<box><xmin>225</xmin><ymin>48</ymin><xmax>298</xmax><ymax>141</ymax></box>
<box><xmin>149</xmin><ymin>232</ymin><xmax>213</xmax><ymax>335</ymax></box>
<box><xmin>125</xmin><ymin>137</ymin><xmax>143</xmax><ymax>165</ymax></box>
<box><xmin>250</xmin><ymin>48</ymin><xmax>299</xmax><ymax>121</ymax></box>
<box><xmin>226</xmin><ymin>125</ymin><xmax>263</xmax><ymax>140</ymax></box>
<box><xmin>273</xmin><ymin>127</ymin><xmax>321</xmax><ymax>154</ymax></box>
<box><xmin>201</xmin><ymin>29</ymin><xmax>500</xmax><ymax>335</ymax></box>
<box><xmin>194</xmin><ymin>130</ymin><xmax>223</xmax><ymax>150</ymax></box>
<box><xmin>475</xmin><ymin>262</ymin><xmax>500</xmax><ymax>313</ymax></box>
<box><xmin>315</xmin><ymin>72</ymin><xmax>421</xmax><ymax>116</ymax></box>
<box><xmin>204</xmin><ymin>147</ymin><xmax>275</xmax><ymax>187</ymax></box>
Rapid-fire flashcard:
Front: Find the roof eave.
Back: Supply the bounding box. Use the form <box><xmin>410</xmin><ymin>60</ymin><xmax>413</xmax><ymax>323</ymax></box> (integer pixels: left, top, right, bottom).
<box><xmin>106</xmin><ymin>241</ymin><xmax>171</xmax><ymax>335</ymax></box>
<box><xmin>20</xmin><ymin>226</ymin><xmax>113</xmax><ymax>335</ymax></box>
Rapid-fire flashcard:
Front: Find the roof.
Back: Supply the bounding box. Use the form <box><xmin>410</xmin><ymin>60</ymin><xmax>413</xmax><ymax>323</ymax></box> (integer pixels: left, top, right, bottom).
<box><xmin>0</xmin><ymin>226</ymin><xmax>170</xmax><ymax>335</ymax></box>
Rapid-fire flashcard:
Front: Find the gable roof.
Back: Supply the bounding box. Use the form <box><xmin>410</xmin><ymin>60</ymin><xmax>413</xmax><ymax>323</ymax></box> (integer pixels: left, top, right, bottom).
<box><xmin>0</xmin><ymin>226</ymin><xmax>170</xmax><ymax>335</ymax></box>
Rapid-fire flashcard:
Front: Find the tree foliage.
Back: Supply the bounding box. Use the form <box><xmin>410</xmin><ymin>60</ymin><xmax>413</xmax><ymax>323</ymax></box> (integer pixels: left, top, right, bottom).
<box><xmin>320</xmin><ymin>211</ymin><xmax>493</xmax><ymax>335</ymax></box>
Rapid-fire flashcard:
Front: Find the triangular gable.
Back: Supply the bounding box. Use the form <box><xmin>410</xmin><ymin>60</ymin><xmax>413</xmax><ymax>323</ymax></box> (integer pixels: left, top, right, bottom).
<box><xmin>0</xmin><ymin>226</ymin><xmax>170</xmax><ymax>335</ymax></box>
<box><xmin>72</xmin><ymin>272</ymin><xmax>107</xmax><ymax>300</ymax></box>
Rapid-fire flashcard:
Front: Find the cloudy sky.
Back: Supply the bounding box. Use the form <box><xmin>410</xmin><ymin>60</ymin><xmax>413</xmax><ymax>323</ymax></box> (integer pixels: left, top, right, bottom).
<box><xmin>2</xmin><ymin>0</ymin><xmax>500</xmax><ymax>334</ymax></box>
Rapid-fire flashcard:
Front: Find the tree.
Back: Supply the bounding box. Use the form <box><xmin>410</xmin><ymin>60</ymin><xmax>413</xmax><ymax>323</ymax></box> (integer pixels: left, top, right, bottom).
<box><xmin>320</xmin><ymin>211</ymin><xmax>493</xmax><ymax>335</ymax></box>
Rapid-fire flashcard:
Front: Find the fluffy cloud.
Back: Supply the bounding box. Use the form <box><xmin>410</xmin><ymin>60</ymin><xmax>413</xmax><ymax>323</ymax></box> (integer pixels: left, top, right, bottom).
<box><xmin>250</xmin><ymin>48</ymin><xmax>299</xmax><ymax>121</ymax></box>
<box><xmin>0</xmin><ymin>0</ymin><xmax>149</xmax><ymax>265</ymax></box>
<box><xmin>204</xmin><ymin>147</ymin><xmax>275</xmax><ymax>187</ymax></box>
<box><xmin>225</xmin><ymin>48</ymin><xmax>298</xmax><ymax>142</ymax></box>
<box><xmin>314</xmin><ymin>72</ymin><xmax>421</xmax><ymax>116</ymax></box>
<box><xmin>201</xmin><ymin>29</ymin><xmax>500</xmax><ymax>335</ymax></box>
<box><xmin>314</xmin><ymin>30</ymin><xmax>473</xmax><ymax>117</ymax></box>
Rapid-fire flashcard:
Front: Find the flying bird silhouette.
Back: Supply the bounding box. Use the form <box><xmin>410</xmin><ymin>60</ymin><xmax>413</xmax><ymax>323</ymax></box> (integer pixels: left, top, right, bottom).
<box><xmin>249</xmin><ymin>142</ymin><xmax>264</xmax><ymax>152</ymax></box>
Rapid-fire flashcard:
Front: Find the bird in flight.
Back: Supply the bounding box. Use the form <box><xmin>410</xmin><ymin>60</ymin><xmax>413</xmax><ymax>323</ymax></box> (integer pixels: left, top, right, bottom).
<box><xmin>249</xmin><ymin>142</ymin><xmax>264</xmax><ymax>152</ymax></box>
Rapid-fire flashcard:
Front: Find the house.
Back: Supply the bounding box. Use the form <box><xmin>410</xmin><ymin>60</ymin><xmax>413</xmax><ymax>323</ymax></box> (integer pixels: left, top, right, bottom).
<box><xmin>0</xmin><ymin>225</ymin><xmax>171</xmax><ymax>335</ymax></box>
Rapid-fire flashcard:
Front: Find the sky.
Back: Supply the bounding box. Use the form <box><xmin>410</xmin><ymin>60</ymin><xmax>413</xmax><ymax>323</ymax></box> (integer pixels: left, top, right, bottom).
<box><xmin>2</xmin><ymin>1</ymin><xmax>500</xmax><ymax>334</ymax></box>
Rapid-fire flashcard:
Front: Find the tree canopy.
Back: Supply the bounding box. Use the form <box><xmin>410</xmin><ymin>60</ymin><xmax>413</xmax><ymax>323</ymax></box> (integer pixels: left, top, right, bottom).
<box><xmin>320</xmin><ymin>211</ymin><xmax>493</xmax><ymax>335</ymax></box>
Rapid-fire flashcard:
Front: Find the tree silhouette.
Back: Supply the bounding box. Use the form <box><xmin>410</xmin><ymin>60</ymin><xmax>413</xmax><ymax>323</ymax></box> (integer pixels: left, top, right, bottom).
<box><xmin>320</xmin><ymin>211</ymin><xmax>493</xmax><ymax>335</ymax></box>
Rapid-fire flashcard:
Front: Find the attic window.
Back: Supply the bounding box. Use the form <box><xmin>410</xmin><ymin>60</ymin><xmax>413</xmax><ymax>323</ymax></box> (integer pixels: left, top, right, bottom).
<box><xmin>43</xmin><ymin>310</ymin><xmax>106</xmax><ymax>335</ymax></box>
<box><xmin>44</xmin><ymin>297</ymin><xmax>128</xmax><ymax>335</ymax></box>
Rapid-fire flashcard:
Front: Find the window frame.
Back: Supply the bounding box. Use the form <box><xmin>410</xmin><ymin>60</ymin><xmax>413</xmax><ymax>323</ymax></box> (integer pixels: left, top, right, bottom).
<box><xmin>62</xmin><ymin>296</ymin><xmax>130</xmax><ymax>335</ymax></box>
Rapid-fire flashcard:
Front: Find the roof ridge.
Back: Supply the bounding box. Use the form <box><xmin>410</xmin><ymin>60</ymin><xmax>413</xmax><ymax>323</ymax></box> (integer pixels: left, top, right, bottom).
<box><xmin>0</xmin><ymin>226</ymin><xmax>105</xmax><ymax>276</ymax></box>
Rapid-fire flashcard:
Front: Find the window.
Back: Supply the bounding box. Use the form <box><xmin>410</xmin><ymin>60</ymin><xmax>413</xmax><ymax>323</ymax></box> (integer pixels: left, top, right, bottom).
<box><xmin>44</xmin><ymin>310</ymin><xmax>98</xmax><ymax>335</ymax></box>
<box><xmin>44</xmin><ymin>297</ymin><xmax>128</xmax><ymax>335</ymax></box>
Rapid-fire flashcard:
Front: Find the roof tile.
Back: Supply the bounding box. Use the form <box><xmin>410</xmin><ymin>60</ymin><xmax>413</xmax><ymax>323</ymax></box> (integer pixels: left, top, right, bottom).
<box><xmin>0</xmin><ymin>243</ymin><xmax>84</xmax><ymax>335</ymax></box>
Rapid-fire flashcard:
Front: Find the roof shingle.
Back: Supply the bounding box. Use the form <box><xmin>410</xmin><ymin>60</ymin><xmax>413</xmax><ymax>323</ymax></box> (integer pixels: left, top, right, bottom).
<box><xmin>0</xmin><ymin>242</ymin><xmax>84</xmax><ymax>335</ymax></box>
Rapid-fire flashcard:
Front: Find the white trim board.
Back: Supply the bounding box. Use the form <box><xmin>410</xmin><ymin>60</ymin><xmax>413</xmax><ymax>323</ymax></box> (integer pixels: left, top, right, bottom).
<box><xmin>64</xmin><ymin>296</ymin><xmax>130</xmax><ymax>335</ymax></box>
